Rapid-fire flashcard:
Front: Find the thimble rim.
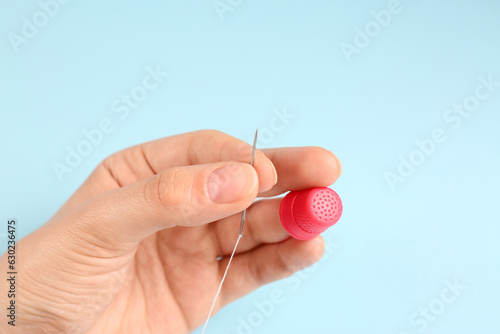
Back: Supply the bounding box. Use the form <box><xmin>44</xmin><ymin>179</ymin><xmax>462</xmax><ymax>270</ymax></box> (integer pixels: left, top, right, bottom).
<box><xmin>279</xmin><ymin>191</ymin><xmax>321</xmax><ymax>240</ymax></box>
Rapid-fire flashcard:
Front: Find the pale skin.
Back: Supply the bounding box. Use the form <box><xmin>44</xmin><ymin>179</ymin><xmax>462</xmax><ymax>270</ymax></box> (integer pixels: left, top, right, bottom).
<box><xmin>0</xmin><ymin>130</ymin><xmax>342</xmax><ymax>333</ymax></box>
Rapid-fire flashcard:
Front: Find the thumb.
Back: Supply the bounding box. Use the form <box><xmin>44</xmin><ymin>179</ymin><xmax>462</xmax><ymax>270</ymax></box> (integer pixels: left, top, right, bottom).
<box><xmin>70</xmin><ymin>161</ymin><xmax>258</xmax><ymax>250</ymax></box>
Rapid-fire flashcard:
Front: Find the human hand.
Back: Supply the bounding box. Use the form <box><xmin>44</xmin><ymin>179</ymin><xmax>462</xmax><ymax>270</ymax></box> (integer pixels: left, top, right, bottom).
<box><xmin>0</xmin><ymin>130</ymin><xmax>341</xmax><ymax>333</ymax></box>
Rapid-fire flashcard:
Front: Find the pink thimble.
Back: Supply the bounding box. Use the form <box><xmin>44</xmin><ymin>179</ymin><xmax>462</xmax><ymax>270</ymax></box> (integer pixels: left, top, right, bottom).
<box><xmin>279</xmin><ymin>187</ymin><xmax>343</xmax><ymax>240</ymax></box>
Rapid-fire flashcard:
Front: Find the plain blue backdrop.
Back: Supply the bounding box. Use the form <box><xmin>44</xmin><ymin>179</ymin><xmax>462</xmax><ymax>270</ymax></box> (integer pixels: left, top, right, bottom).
<box><xmin>1</xmin><ymin>1</ymin><xmax>499</xmax><ymax>333</ymax></box>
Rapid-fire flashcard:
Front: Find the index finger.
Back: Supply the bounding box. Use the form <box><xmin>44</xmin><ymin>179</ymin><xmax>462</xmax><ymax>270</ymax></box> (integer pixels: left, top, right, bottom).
<box><xmin>139</xmin><ymin>130</ymin><xmax>277</xmax><ymax>192</ymax></box>
<box><xmin>54</xmin><ymin>130</ymin><xmax>278</xmax><ymax>218</ymax></box>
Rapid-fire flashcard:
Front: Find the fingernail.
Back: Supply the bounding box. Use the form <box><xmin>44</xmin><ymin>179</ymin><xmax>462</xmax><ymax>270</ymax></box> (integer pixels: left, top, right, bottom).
<box><xmin>335</xmin><ymin>155</ymin><xmax>342</xmax><ymax>177</ymax></box>
<box><xmin>269</xmin><ymin>160</ymin><xmax>278</xmax><ymax>185</ymax></box>
<box><xmin>207</xmin><ymin>164</ymin><xmax>257</xmax><ymax>203</ymax></box>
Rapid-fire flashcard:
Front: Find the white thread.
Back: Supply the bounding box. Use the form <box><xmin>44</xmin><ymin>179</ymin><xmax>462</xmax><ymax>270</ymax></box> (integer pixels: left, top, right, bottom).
<box><xmin>201</xmin><ymin>129</ymin><xmax>257</xmax><ymax>333</ymax></box>
<box><xmin>201</xmin><ymin>234</ymin><xmax>242</xmax><ymax>334</ymax></box>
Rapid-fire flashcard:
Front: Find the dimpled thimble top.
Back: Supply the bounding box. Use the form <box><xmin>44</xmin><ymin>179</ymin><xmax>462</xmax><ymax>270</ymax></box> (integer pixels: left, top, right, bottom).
<box><xmin>279</xmin><ymin>187</ymin><xmax>342</xmax><ymax>240</ymax></box>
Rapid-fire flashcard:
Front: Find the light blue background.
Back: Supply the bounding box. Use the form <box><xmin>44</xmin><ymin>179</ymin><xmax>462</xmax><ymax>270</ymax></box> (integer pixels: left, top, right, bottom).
<box><xmin>1</xmin><ymin>1</ymin><xmax>500</xmax><ymax>333</ymax></box>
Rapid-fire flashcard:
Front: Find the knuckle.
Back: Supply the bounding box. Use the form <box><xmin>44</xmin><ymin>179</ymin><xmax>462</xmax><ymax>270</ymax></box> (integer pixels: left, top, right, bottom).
<box><xmin>100</xmin><ymin>154</ymin><xmax>115</xmax><ymax>173</ymax></box>
<box><xmin>192</xmin><ymin>129</ymin><xmax>225</xmax><ymax>144</ymax></box>
<box><xmin>278</xmin><ymin>246</ymin><xmax>304</xmax><ymax>275</ymax></box>
<box><xmin>249</xmin><ymin>259</ymin><xmax>267</xmax><ymax>286</ymax></box>
<box><xmin>198</xmin><ymin>129</ymin><xmax>224</xmax><ymax>137</ymax></box>
<box><xmin>150</xmin><ymin>168</ymin><xmax>187</xmax><ymax>208</ymax></box>
<box><xmin>145</xmin><ymin>167</ymin><xmax>210</xmax><ymax>224</ymax></box>
<box><xmin>102</xmin><ymin>151</ymin><xmax>120</xmax><ymax>168</ymax></box>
